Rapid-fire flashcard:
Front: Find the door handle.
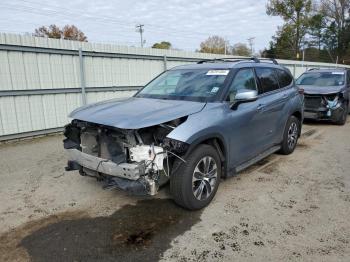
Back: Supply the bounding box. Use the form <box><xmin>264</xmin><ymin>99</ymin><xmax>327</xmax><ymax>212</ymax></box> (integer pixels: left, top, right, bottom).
<box><xmin>282</xmin><ymin>94</ymin><xmax>288</xmax><ymax>99</ymax></box>
<box><xmin>257</xmin><ymin>104</ymin><xmax>265</xmax><ymax>111</ymax></box>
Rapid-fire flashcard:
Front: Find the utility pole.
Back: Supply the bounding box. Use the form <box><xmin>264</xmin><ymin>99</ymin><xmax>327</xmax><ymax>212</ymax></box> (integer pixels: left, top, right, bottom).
<box><xmin>135</xmin><ymin>24</ymin><xmax>145</xmax><ymax>47</ymax></box>
<box><xmin>247</xmin><ymin>37</ymin><xmax>255</xmax><ymax>55</ymax></box>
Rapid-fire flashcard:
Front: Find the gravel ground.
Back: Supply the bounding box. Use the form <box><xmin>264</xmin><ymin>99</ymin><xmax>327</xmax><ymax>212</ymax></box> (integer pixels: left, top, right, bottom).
<box><xmin>0</xmin><ymin>121</ymin><xmax>349</xmax><ymax>261</ymax></box>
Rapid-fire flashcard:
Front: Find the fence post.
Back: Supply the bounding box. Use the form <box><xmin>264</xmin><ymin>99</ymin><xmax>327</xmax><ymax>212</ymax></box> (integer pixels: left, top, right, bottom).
<box><xmin>78</xmin><ymin>48</ymin><xmax>87</xmax><ymax>105</ymax></box>
<box><xmin>293</xmin><ymin>64</ymin><xmax>296</xmax><ymax>78</ymax></box>
<box><xmin>163</xmin><ymin>54</ymin><xmax>167</xmax><ymax>71</ymax></box>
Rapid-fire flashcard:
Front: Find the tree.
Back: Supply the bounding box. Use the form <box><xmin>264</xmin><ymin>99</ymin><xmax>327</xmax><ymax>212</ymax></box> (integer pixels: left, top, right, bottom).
<box><xmin>62</xmin><ymin>25</ymin><xmax>87</xmax><ymax>41</ymax></box>
<box><xmin>263</xmin><ymin>24</ymin><xmax>297</xmax><ymax>59</ymax></box>
<box><xmin>308</xmin><ymin>13</ymin><xmax>327</xmax><ymax>51</ymax></box>
<box><xmin>199</xmin><ymin>36</ymin><xmax>228</xmax><ymax>54</ymax></box>
<box><xmin>152</xmin><ymin>41</ymin><xmax>172</xmax><ymax>49</ymax></box>
<box><xmin>320</xmin><ymin>0</ymin><xmax>350</xmax><ymax>54</ymax></box>
<box><xmin>232</xmin><ymin>43</ymin><xmax>251</xmax><ymax>56</ymax></box>
<box><xmin>266</xmin><ymin>0</ymin><xmax>312</xmax><ymax>57</ymax></box>
<box><xmin>34</xmin><ymin>24</ymin><xmax>62</xmax><ymax>39</ymax></box>
<box><xmin>33</xmin><ymin>24</ymin><xmax>87</xmax><ymax>41</ymax></box>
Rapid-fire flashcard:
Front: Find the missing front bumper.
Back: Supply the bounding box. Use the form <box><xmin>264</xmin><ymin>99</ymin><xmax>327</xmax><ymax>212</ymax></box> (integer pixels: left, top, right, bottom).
<box><xmin>65</xmin><ymin>148</ymin><xmax>144</xmax><ymax>180</ymax></box>
<box><xmin>65</xmin><ymin>149</ymin><xmax>160</xmax><ymax>196</ymax></box>
<box><xmin>304</xmin><ymin>107</ymin><xmax>344</xmax><ymax>121</ymax></box>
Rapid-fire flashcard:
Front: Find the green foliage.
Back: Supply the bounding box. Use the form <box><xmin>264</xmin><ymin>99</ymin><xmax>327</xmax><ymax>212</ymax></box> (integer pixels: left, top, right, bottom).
<box><xmin>263</xmin><ymin>24</ymin><xmax>296</xmax><ymax>59</ymax></box>
<box><xmin>264</xmin><ymin>0</ymin><xmax>350</xmax><ymax>64</ymax></box>
<box><xmin>152</xmin><ymin>41</ymin><xmax>172</xmax><ymax>49</ymax></box>
<box><xmin>266</xmin><ymin>0</ymin><xmax>312</xmax><ymax>57</ymax></box>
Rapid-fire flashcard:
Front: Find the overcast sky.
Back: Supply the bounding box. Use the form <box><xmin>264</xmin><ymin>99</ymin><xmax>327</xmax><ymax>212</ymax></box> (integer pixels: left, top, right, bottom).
<box><xmin>0</xmin><ymin>0</ymin><xmax>283</xmax><ymax>52</ymax></box>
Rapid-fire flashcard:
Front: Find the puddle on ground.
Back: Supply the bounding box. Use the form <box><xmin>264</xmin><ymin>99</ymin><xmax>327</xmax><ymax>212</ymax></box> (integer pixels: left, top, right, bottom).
<box><xmin>4</xmin><ymin>199</ymin><xmax>202</xmax><ymax>262</ymax></box>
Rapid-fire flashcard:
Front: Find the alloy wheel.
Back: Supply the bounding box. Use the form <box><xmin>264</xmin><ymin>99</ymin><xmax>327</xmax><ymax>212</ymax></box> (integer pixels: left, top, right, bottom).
<box><xmin>192</xmin><ymin>156</ymin><xmax>218</xmax><ymax>201</ymax></box>
<box><xmin>287</xmin><ymin>122</ymin><xmax>298</xmax><ymax>150</ymax></box>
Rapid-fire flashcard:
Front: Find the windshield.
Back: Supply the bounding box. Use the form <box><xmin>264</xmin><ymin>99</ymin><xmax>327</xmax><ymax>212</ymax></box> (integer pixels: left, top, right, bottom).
<box><xmin>136</xmin><ymin>69</ymin><xmax>230</xmax><ymax>101</ymax></box>
<box><xmin>296</xmin><ymin>72</ymin><xmax>345</xmax><ymax>87</ymax></box>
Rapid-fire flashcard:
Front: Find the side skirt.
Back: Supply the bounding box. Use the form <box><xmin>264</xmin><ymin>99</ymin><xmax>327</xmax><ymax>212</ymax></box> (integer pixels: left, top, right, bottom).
<box><xmin>234</xmin><ymin>145</ymin><xmax>281</xmax><ymax>174</ymax></box>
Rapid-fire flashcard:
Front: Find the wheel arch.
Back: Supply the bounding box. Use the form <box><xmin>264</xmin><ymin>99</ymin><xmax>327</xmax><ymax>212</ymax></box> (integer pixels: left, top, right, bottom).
<box><xmin>185</xmin><ymin>133</ymin><xmax>228</xmax><ymax>178</ymax></box>
<box><xmin>291</xmin><ymin>110</ymin><xmax>303</xmax><ymax>136</ymax></box>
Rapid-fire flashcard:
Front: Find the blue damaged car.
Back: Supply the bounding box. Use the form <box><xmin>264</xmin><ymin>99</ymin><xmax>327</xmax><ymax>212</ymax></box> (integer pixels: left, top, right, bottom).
<box><xmin>296</xmin><ymin>68</ymin><xmax>349</xmax><ymax>125</ymax></box>
<box><xmin>64</xmin><ymin>58</ymin><xmax>304</xmax><ymax>210</ymax></box>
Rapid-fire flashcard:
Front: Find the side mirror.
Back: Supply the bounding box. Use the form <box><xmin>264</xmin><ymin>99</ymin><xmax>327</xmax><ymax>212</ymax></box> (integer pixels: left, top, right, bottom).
<box><xmin>230</xmin><ymin>89</ymin><xmax>258</xmax><ymax>109</ymax></box>
<box><xmin>235</xmin><ymin>89</ymin><xmax>258</xmax><ymax>102</ymax></box>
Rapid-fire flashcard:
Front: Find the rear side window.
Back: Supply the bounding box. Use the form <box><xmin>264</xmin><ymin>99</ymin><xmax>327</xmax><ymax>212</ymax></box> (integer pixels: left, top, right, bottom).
<box><xmin>276</xmin><ymin>69</ymin><xmax>293</xmax><ymax>88</ymax></box>
<box><xmin>255</xmin><ymin>68</ymin><xmax>280</xmax><ymax>93</ymax></box>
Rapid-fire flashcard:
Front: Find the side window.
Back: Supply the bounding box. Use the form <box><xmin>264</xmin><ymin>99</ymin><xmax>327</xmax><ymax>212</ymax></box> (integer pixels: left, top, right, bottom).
<box><xmin>276</xmin><ymin>69</ymin><xmax>293</xmax><ymax>88</ymax></box>
<box><xmin>347</xmin><ymin>70</ymin><xmax>350</xmax><ymax>86</ymax></box>
<box><xmin>227</xmin><ymin>68</ymin><xmax>257</xmax><ymax>101</ymax></box>
<box><xmin>255</xmin><ymin>68</ymin><xmax>280</xmax><ymax>93</ymax></box>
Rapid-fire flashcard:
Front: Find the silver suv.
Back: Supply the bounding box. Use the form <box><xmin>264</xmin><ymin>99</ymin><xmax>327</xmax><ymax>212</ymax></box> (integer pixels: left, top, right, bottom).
<box><xmin>64</xmin><ymin>58</ymin><xmax>304</xmax><ymax>210</ymax></box>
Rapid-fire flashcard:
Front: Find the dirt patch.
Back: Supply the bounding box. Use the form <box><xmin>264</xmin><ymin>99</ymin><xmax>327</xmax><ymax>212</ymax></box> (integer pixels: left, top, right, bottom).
<box><xmin>302</xmin><ymin>129</ymin><xmax>317</xmax><ymax>138</ymax></box>
<box><xmin>0</xmin><ymin>199</ymin><xmax>202</xmax><ymax>262</ymax></box>
<box><xmin>297</xmin><ymin>142</ymin><xmax>310</xmax><ymax>149</ymax></box>
<box><xmin>260</xmin><ymin>162</ymin><xmax>280</xmax><ymax>174</ymax></box>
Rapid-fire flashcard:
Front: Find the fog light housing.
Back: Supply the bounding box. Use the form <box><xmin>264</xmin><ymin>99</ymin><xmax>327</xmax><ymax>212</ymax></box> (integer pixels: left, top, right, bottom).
<box><xmin>163</xmin><ymin>138</ymin><xmax>189</xmax><ymax>154</ymax></box>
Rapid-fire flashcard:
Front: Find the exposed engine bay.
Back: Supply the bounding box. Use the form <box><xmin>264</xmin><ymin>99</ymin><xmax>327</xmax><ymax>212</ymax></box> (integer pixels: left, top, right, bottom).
<box><xmin>64</xmin><ymin>118</ymin><xmax>189</xmax><ymax>196</ymax></box>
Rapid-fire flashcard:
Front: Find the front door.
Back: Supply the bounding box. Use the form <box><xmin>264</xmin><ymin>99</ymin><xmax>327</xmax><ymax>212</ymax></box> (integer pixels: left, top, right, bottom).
<box><xmin>224</xmin><ymin>68</ymin><xmax>265</xmax><ymax>167</ymax></box>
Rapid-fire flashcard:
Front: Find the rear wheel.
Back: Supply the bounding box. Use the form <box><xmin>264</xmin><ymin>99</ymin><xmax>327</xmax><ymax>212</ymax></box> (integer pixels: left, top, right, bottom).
<box><xmin>279</xmin><ymin>116</ymin><xmax>300</xmax><ymax>155</ymax></box>
<box><xmin>170</xmin><ymin>144</ymin><xmax>221</xmax><ymax>210</ymax></box>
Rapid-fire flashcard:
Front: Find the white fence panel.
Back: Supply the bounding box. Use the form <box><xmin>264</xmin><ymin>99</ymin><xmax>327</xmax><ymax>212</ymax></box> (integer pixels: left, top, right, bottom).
<box><xmin>0</xmin><ymin>33</ymin><xmax>349</xmax><ymax>140</ymax></box>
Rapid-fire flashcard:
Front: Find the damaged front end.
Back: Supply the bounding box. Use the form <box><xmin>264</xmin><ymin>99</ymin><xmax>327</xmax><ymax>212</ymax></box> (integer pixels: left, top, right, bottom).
<box><xmin>64</xmin><ymin>118</ymin><xmax>188</xmax><ymax>196</ymax></box>
<box><xmin>304</xmin><ymin>93</ymin><xmax>346</xmax><ymax>121</ymax></box>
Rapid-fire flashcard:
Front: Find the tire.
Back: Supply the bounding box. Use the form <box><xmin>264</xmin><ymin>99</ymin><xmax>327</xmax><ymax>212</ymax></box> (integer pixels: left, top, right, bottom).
<box><xmin>335</xmin><ymin>102</ymin><xmax>348</xmax><ymax>125</ymax></box>
<box><xmin>279</xmin><ymin>116</ymin><xmax>300</xmax><ymax>155</ymax></box>
<box><xmin>170</xmin><ymin>144</ymin><xmax>221</xmax><ymax>210</ymax></box>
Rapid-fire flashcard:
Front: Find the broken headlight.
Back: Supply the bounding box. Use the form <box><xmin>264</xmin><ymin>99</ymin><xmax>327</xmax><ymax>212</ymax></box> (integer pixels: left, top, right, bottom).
<box><xmin>323</xmin><ymin>95</ymin><xmax>341</xmax><ymax>109</ymax></box>
<box><xmin>162</xmin><ymin>138</ymin><xmax>189</xmax><ymax>154</ymax></box>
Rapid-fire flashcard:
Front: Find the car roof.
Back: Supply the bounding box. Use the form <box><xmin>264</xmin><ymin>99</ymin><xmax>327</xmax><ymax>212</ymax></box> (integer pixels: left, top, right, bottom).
<box><xmin>304</xmin><ymin>68</ymin><xmax>348</xmax><ymax>73</ymax></box>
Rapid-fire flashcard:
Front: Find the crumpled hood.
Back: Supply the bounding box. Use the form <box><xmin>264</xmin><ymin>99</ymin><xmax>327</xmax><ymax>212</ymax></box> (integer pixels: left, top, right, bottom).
<box><xmin>69</xmin><ymin>97</ymin><xmax>206</xmax><ymax>129</ymax></box>
<box><xmin>298</xmin><ymin>85</ymin><xmax>345</xmax><ymax>95</ymax></box>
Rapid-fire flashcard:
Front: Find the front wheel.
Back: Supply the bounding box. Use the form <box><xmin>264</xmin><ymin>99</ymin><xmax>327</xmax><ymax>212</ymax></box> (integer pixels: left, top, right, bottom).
<box><xmin>335</xmin><ymin>102</ymin><xmax>348</xmax><ymax>125</ymax></box>
<box><xmin>170</xmin><ymin>144</ymin><xmax>221</xmax><ymax>210</ymax></box>
<box><xmin>279</xmin><ymin>116</ymin><xmax>300</xmax><ymax>155</ymax></box>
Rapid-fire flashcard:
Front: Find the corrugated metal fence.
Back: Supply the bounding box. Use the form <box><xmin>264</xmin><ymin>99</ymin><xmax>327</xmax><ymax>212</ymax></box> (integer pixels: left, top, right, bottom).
<box><xmin>0</xmin><ymin>33</ymin><xmax>348</xmax><ymax>140</ymax></box>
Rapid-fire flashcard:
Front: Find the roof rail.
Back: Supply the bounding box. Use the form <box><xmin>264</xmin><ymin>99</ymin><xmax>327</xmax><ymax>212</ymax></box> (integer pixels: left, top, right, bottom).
<box><xmin>196</xmin><ymin>58</ymin><xmax>246</xmax><ymax>64</ymax></box>
<box><xmin>197</xmin><ymin>57</ymin><xmax>278</xmax><ymax>65</ymax></box>
<box><xmin>258</xmin><ymin>58</ymin><xmax>278</xmax><ymax>65</ymax></box>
